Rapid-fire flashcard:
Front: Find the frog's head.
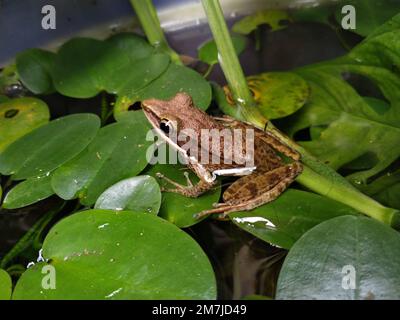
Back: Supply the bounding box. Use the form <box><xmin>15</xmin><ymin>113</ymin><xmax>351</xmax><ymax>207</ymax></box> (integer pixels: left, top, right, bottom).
<box><xmin>142</xmin><ymin>92</ymin><xmax>217</xmax><ymax>139</ymax></box>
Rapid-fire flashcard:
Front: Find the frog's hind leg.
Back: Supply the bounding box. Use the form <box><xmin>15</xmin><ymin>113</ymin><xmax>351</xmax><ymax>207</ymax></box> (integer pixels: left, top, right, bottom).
<box><xmin>156</xmin><ymin>172</ymin><xmax>216</xmax><ymax>198</ymax></box>
<box><xmin>195</xmin><ymin>162</ymin><xmax>302</xmax><ymax>219</ymax></box>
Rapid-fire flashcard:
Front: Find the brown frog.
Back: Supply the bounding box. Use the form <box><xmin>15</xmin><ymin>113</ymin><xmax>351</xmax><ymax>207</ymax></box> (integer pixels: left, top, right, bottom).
<box><xmin>142</xmin><ymin>93</ymin><xmax>302</xmax><ymax>218</ymax></box>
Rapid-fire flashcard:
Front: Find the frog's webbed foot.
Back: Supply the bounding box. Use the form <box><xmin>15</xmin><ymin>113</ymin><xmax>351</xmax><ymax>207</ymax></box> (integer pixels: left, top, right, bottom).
<box><xmin>156</xmin><ymin>172</ymin><xmax>214</xmax><ymax>198</ymax></box>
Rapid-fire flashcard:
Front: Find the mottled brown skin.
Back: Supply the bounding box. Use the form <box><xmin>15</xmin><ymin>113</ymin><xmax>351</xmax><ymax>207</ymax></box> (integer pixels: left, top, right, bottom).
<box><xmin>142</xmin><ymin>93</ymin><xmax>303</xmax><ymax>218</ymax></box>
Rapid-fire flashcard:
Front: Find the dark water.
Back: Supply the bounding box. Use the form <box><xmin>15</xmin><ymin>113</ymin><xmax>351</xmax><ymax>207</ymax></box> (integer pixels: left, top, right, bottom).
<box><xmin>0</xmin><ymin>18</ymin><xmax>357</xmax><ymax>299</ymax></box>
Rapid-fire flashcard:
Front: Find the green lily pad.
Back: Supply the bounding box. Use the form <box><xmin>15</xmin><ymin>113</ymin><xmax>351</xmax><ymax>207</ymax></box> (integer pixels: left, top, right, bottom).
<box><xmin>12</xmin><ymin>209</ymin><xmax>217</xmax><ymax>300</ymax></box>
<box><xmin>105</xmin><ymin>54</ymin><xmax>170</xmax><ymax>95</ymax></box>
<box><xmin>0</xmin><ymin>113</ymin><xmax>100</xmax><ymax>180</ymax></box>
<box><xmin>106</xmin><ymin>33</ymin><xmax>155</xmax><ymax>61</ymax></box>
<box><xmin>0</xmin><ymin>269</ymin><xmax>12</xmax><ymax>300</ymax></box>
<box><xmin>198</xmin><ymin>35</ymin><xmax>247</xmax><ymax>66</ymax></box>
<box><xmin>52</xmin><ymin>38</ymin><xmax>105</xmax><ymax>98</ymax></box>
<box><xmin>0</xmin><ymin>97</ymin><xmax>50</xmax><ymax>152</ymax></box>
<box><xmin>114</xmin><ymin>63</ymin><xmax>212</xmax><ymax>119</ymax></box>
<box><xmin>144</xmin><ymin>163</ymin><xmax>221</xmax><ymax>228</ymax></box>
<box><xmin>16</xmin><ymin>48</ymin><xmax>55</xmax><ymax>94</ymax></box>
<box><xmin>51</xmin><ymin>35</ymin><xmax>168</xmax><ymax>98</ymax></box>
<box><xmin>51</xmin><ymin>111</ymin><xmax>152</xmax><ymax>205</ymax></box>
<box><xmin>95</xmin><ymin>175</ymin><xmax>161</xmax><ymax>215</ymax></box>
<box><xmin>276</xmin><ymin>215</ymin><xmax>400</xmax><ymax>299</ymax></box>
<box><xmin>230</xmin><ymin>189</ymin><xmax>359</xmax><ymax>249</ymax></box>
<box><xmin>2</xmin><ymin>174</ymin><xmax>54</xmax><ymax>209</ymax></box>
<box><xmin>232</xmin><ymin>10</ymin><xmax>291</xmax><ymax>35</ymax></box>
<box><xmin>247</xmin><ymin>72</ymin><xmax>310</xmax><ymax>119</ymax></box>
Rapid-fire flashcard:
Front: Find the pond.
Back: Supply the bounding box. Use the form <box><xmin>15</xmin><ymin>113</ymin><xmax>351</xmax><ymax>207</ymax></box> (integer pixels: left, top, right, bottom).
<box><xmin>0</xmin><ymin>0</ymin><xmax>400</xmax><ymax>300</ymax></box>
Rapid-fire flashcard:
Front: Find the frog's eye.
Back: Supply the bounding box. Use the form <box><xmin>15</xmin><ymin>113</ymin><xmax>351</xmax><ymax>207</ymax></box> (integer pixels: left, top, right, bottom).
<box><xmin>160</xmin><ymin>119</ymin><xmax>176</xmax><ymax>135</ymax></box>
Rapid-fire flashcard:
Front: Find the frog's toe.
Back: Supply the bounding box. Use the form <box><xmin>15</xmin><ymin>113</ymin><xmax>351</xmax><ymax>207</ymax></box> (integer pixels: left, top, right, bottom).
<box><xmin>212</xmin><ymin>202</ymin><xmax>227</xmax><ymax>208</ymax></box>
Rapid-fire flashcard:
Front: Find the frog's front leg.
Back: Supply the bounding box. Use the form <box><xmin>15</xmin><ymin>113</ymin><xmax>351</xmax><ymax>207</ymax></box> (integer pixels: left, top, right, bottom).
<box><xmin>195</xmin><ymin>162</ymin><xmax>302</xmax><ymax>218</ymax></box>
<box><xmin>156</xmin><ymin>171</ymin><xmax>217</xmax><ymax>198</ymax></box>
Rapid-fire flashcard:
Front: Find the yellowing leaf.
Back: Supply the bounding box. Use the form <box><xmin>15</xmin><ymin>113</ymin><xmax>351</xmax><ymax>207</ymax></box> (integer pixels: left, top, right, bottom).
<box><xmin>232</xmin><ymin>10</ymin><xmax>291</xmax><ymax>35</ymax></box>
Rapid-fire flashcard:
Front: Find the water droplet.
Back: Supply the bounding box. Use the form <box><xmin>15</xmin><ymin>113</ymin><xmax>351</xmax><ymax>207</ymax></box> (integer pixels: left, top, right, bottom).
<box><xmin>105</xmin><ymin>287</ymin><xmax>122</xmax><ymax>299</ymax></box>
<box><xmin>98</xmin><ymin>223</ymin><xmax>109</xmax><ymax>229</ymax></box>
<box><xmin>37</xmin><ymin>249</ymin><xmax>45</xmax><ymax>262</ymax></box>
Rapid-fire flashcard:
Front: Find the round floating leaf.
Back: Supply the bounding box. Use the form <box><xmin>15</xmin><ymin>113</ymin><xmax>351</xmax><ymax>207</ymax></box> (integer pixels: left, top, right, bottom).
<box><xmin>198</xmin><ymin>35</ymin><xmax>247</xmax><ymax>66</ymax></box>
<box><xmin>0</xmin><ymin>269</ymin><xmax>12</xmax><ymax>300</ymax></box>
<box><xmin>52</xmin><ymin>35</ymin><xmax>167</xmax><ymax>98</ymax></box>
<box><xmin>247</xmin><ymin>72</ymin><xmax>310</xmax><ymax>119</ymax></box>
<box><xmin>106</xmin><ymin>33</ymin><xmax>154</xmax><ymax>61</ymax></box>
<box><xmin>52</xmin><ymin>38</ymin><xmax>104</xmax><ymax>98</ymax></box>
<box><xmin>16</xmin><ymin>48</ymin><xmax>55</xmax><ymax>94</ymax></box>
<box><xmin>230</xmin><ymin>189</ymin><xmax>359</xmax><ymax>249</ymax></box>
<box><xmin>276</xmin><ymin>215</ymin><xmax>400</xmax><ymax>299</ymax></box>
<box><xmin>0</xmin><ymin>97</ymin><xmax>50</xmax><ymax>152</ymax></box>
<box><xmin>13</xmin><ymin>210</ymin><xmax>217</xmax><ymax>300</ymax></box>
<box><xmin>52</xmin><ymin>111</ymin><xmax>152</xmax><ymax>205</ymax></box>
<box><xmin>0</xmin><ymin>113</ymin><xmax>100</xmax><ymax>180</ymax></box>
<box><xmin>144</xmin><ymin>163</ymin><xmax>221</xmax><ymax>228</ymax></box>
<box><xmin>3</xmin><ymin>174</ymin><xmax>54</xmax><ymax>209</ymax></box>
<box><xmin>105</xmin><ymin>54</ymin><xmax>170</xmax><ymax>95</ymax></box>
<box><xmin>232</xmin><ymin>10</ymin><xmax>291</xmax><ymax>34</ymax></box>
<box><xmin>115</xmin><ymin>64</ymin><xmax>212</xmax><ymax>119</ymax></box>
<box><xmin>95</xmin><ymin>175</ymin><xmax>161</xmax><ymax>215</ymax></box>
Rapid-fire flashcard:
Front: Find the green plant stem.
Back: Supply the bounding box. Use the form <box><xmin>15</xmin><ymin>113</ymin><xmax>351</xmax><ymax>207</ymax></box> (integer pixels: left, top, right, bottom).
<box><xmin>130</xmin><ymin>0</ymin><xmax>182</xmax><ymax>65</ymax></box>
<box><xmin>201</xmin><ymin>0</ymin><xmax>400</xmax><ymax>228</ymax></box>
<box><xmin>201</xmin><ymin>0</ymin><xmax>266</xmax><ymax>127</ymax></box>
<box><xmin>203</xmin><ymin>64</ymin><xmax>214</xmax><ymax>79</ymax></box>
<box><xmin>300</xmin><ymin>166</ymin><xmax>399</xmax><ymax>226</ymax></box>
